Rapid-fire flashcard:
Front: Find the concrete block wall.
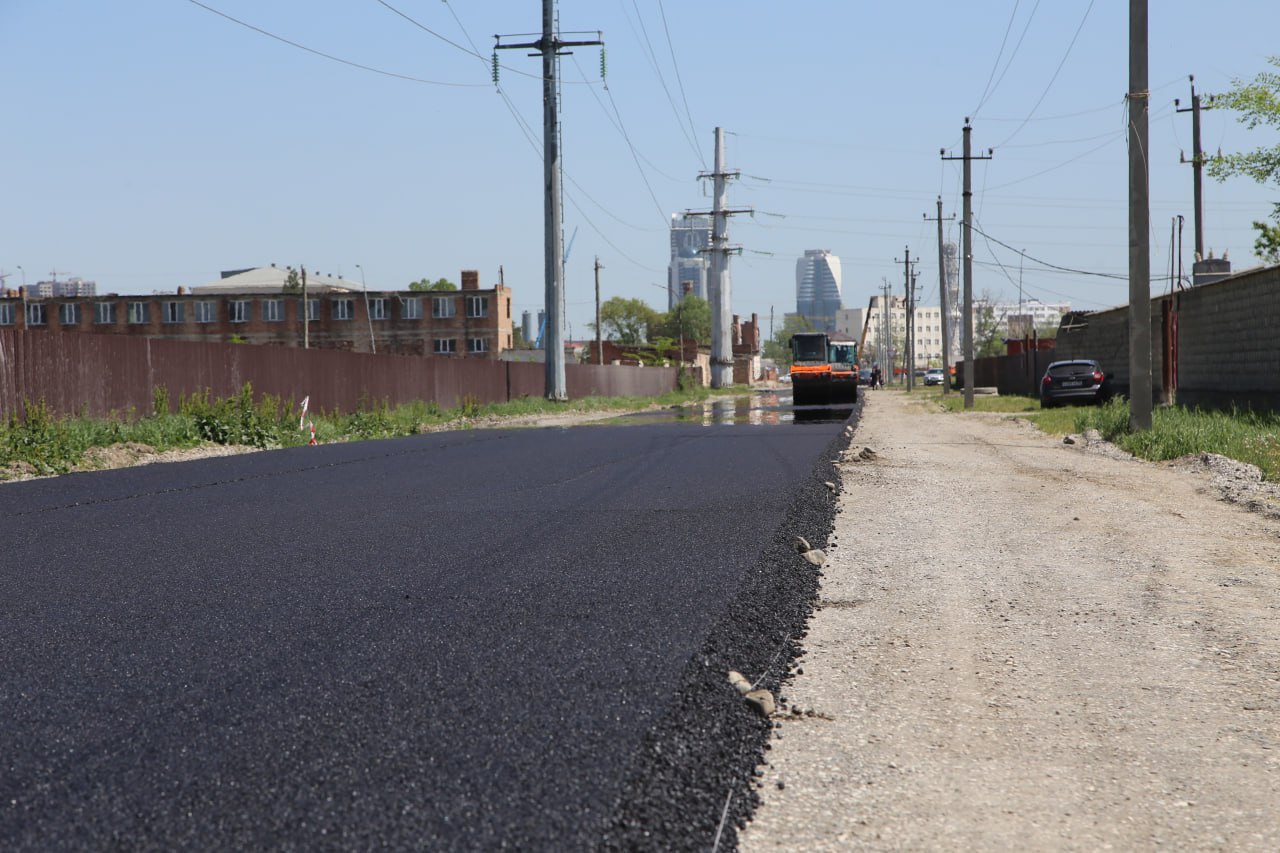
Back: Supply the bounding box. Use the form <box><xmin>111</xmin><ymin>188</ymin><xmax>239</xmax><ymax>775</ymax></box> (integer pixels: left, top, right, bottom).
<box><xmin>1054</xmin><ymin>299</ymin><xmax>1166</xmax><ymax>404</ymax></box>
<box><xmin>1174</xmin><ymin>266</ymin><xmax>1280</xmax><ymax>409</ymax></box>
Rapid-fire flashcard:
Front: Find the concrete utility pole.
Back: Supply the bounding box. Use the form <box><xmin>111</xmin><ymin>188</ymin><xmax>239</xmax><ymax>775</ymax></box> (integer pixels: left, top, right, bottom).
<box><xmin>1128</xmin><ymin>0</ymin><xmax>1152</xmax><ymax>431</ymax></box>
<box><xmin>496</xmin><ymin>3</ymin><xmax>602</xmax><ymax>401</ymax></box>
<box><xmin>593</xmin><ymin>256</ymin><xmax>603</xmax><ymax>364</ymax></box>
<box><xmin>1176</xmin><ymin>75</ymin><xmax>1215</xmax><ymax>261</ymax></box>
<box><xmin>685</xmin><ymin>127</ymin><xmax>752</xmax><ymax>388</ymax></box>
<box><xmin>943</xmin><ymin>120</ymin><xmax>993</xmax><ymax>409</ymax></box>
<box><xmin>896</xmin><ymin>247</ymin><xmax>917</xmax><ymax>390</ymax></box>
<box><xmin>879</xmin><ymin>279</ymin><xmax>893</xmax><ymax>382</ymax></box>
<box><xmin>301</xmin><ymin>264</ymin><xmax>309</xmax><ymax>350</ymax></box>
<box><xmin>925</xmin><ymin>197</ymin><xmax>956</xmax><ymax>394</ymax></box>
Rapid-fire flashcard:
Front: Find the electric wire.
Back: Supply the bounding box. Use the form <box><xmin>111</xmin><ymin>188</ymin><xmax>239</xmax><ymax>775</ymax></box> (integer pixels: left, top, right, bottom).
<box><xmin>618</xmin><ymin>0</ymin><xmax>703</xmax><ymax>165</ymax></box>
<box><xmin>969</xmin><ymin>218</ymin><xmax>1126</xmax><ymax>279</ymax></box>
<box><xmin>977</xmin><ymin>0</ymin><xmax>1043</xmax><ymax>118</ymax></box>
<box><xmin>184</xmin><ymin>0</ymin><xmax>486</xmax><ymax>87</ymax></box>
<box><xmin>972</xmin><ymin>0</ymin><xmax>1028</xmax><ymax>117</ymax></box>
<box><xmin>656</xmin><ymin>0</ymin><xmax>706</xmax><ymax>169</ymax></box>
<box><xmin>993</xmin><ymin>0</ymin><xmax>1097</xmax><ymax>148</ymax></box>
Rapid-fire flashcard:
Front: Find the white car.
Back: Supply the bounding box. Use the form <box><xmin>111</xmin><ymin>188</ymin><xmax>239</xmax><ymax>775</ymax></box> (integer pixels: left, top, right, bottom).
<box><xmin>923</xmin><ymin>368</ymin><xmax>945</xmax><ymax>386</ymax></box>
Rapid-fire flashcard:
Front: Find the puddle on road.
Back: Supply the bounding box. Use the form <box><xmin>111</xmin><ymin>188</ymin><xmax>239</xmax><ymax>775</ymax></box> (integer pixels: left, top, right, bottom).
<box><xmin>599</xmin><ymin>389</ymin><xmax>855</xmax><ymax>427</ymax></box>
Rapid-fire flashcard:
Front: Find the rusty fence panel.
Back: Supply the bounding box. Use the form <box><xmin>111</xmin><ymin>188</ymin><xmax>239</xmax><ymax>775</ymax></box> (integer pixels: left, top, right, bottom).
<box><xmin>0</xmin><ymin>331</ymin><xmax>681</xmax><ymax>422</ymax></box>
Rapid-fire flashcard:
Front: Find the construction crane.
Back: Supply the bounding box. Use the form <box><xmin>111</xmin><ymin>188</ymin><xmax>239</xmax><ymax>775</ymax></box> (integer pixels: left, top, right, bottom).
<box><xmin>536</xmin><ymin>226</ymin><xmax>578</xmax><ymax>350</ymax></box>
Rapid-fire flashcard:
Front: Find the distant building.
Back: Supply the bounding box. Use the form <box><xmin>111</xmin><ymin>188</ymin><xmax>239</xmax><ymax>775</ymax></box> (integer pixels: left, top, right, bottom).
<box><xmin>35</xmin><ymin>276</ymin><xmax>96</xmax><ymax>298</ymax></box>
<box><xmin>795</xmin><ymin>249</ymin><xmax>842</xmax><ymax>330</ymax></box>
<box><xmin>0</xmin><ymin>268</ymin><xmax>514</xmax><ymax>358</ymax></box>
<box><xmin>667</xmin><ymin>215</ymin><xmax>711</xmax><ymax>309</ymax></box>
<box><xmin>987</xmin><ymin>297</ymin><xmax>1070</xmax><ymax>338</ymax></box>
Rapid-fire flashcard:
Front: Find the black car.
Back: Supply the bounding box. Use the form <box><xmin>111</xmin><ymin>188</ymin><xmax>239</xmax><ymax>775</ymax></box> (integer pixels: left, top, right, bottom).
<box><xmin>1040</xmin><ymin>359</ymin><xmax>1111</xmax><ymax>408</ymax></box>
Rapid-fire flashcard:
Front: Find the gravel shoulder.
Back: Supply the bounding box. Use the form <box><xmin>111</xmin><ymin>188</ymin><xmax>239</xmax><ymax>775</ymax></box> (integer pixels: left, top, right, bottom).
<box><xmin>741</xmin><ymin>389</ymin><xmax>1280</xmax><ymax>852</ymax></box>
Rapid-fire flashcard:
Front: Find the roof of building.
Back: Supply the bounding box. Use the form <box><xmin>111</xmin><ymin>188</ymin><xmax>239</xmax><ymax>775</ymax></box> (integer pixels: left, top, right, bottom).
<box><xmin>191</xmin><ymin>266</ymin><xmax>354</xmax><ymax>295</ymax></box>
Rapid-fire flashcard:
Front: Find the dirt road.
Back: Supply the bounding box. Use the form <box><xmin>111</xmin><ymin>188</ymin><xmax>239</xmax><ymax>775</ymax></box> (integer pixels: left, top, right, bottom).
<box><xmin>741</xmin><ymin>390</ymin><xmax>1280</xmax><ymax>851</ymax></box>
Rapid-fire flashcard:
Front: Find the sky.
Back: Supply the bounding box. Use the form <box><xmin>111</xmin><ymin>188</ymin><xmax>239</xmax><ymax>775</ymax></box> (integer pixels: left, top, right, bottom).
<box><xmin>3</xmin><ymin>1</ymin><xmax>1279</xmax><ymax>342</ymax></box>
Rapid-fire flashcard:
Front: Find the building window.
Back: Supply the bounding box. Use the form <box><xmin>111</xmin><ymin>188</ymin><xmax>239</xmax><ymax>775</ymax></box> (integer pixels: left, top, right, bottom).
<box><xmin>468</xmin><ymin>337</ymin><xmax>489</xmax><ymax>353</ymax></box>
<box><xmin>466</xmin><ymin>295</ymin><xmax>489</xmax><ymax>318</ymax></box>
<box><xmin>433</xmin><ymin>338</ymin><xmax>457</xmax><ymax>354</ymax></box>
<box><xmin>25</xmin><ymin>304</ymin><xmax>47</xmax><ymax>326</ymax></box>
<box><xmin>400</xmin><ymin>297</ymin><xmax>422</xmax><ymax>320</ymax></box>
<box><xmin>127</xmin><ymin>302</ymin><xmax>150</xmax><ymax>324</ymax></box>
<box><xmin>263</xmin><ymin>299</ymin><xmax>284</xmax><ymax>322</ymax></box>
<box><xmin>95</xmin><ymin>302</ymin><xmax>117</xmax><ymax>324</ymax></box>
<box><xmin>59</xmin><ymin>303</ymin><xmax>81</xmax><ymax>326</ymax></box>
<box><xmin>0</xmin><ymin>303</ymin><xmax>15</xmax><ymax>325</ymax></box>
<box><xmin>306</xmin><ymin>299</ymin><xmax>320</xmax><ymax>321</ymax></box>
<box><xmin>333</xmin><ymin>299</ymin><xmax>354</xmax><ymax>321</ymax></box>
<box><xmin>163</xmin><ymin>301</ymin><xmax>185</xmax><ymax>324</ymax></box>
<box><xmin>369</xmin><ymin>298</ymin><xmax>388</xmax><ymax>321</ymax></box>
<box><xmin>229</xmin><ymin>300</ymin><xmax>250</xmax><ymax>324</ymax></box>
<box><xmin>432</xmin><ymin>296</ymin><xmax>456</xmax><ymax>319</ymax></box>
<box><xmin>195</xmin><ymin>301</ymin><xmax>217</xmax><ymax>323</ymax></box>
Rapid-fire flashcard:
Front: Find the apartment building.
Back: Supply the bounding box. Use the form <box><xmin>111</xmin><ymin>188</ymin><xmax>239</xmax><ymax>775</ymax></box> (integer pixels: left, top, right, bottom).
<box><xmin>0</xmin><ymin>268</ymin><xmax>514</xmax><ymax>358</ymax></box>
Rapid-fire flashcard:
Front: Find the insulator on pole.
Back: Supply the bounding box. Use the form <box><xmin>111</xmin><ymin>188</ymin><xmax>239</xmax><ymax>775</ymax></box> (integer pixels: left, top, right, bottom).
<box><xmin>491</xmin><ymin>52</ymin><xmax>500</xmax><ymax>85</ymax></box>
<box><xmin>599</xmin><ymin>47</ymin><xmax>607</xmax><ymax>81</ymax></box>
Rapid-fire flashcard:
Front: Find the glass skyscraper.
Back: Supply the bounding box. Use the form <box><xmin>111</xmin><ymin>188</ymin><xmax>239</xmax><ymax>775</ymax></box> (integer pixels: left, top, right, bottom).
<box><xmin>667</xmin><ymin>214</ymin><xmax>711</xmax><ymax>310</ymax></box>
<box><xmin>795</xmin><ymin>249</ymin><xmax>842</xmax><ymax>329</ymax></box>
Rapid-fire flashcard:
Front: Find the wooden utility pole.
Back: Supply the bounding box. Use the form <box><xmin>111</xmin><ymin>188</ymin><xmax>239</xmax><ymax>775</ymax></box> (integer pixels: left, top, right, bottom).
<box><xmin>1176</xmin><ymin>75</ymin><xmax>1215</xmax><ymax>261</ymax></box>
<box><xmin>1128</xmin><ymin>0</ymin><xmax>1152</xmax><ymax>430</ymax></box>
<box><xmin>943</xmin><ymin>122</ymin><xmax>991</xmax><ymax>409</ymax></box>
<box><xmin>593</xmin><ymin>256</ymin><xmax>603</xmax><ymax>364</ymax></box>
<box><xmin>496</xmin><ymin>4</ymin><xmax>602</xmax><ymax>401</ymax></box>
<box><xmin>925</xmin><ymin>197</ymin><xmax>956</xmax><ymax>394</ymax></box>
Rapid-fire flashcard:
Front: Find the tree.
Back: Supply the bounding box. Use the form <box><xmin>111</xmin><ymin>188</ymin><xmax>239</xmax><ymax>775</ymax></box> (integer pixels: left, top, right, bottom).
<box><xmin>591</xmin><ymin>296</ymin><xmax>659</xmax><ymax>345</ymax></box>
<box><xmin>762</xmin><ymin>314</ymin><xmax>814</xmax><ymax>369</ymax></box>
<box><xmin>409</xmin><ymin>278</ymin><xmax>457</xmax><ymax>291</ymax></box>
<box><xmin>974</xmin><ymin>295</ymin><xmax>1006</xmax><ymax>358</ymax></box>
<box><xmin>282</xmin><ymin>267</ymin><xmax>302</xmax><ymax>294</ymax></box>
<box><xmin>655</xmin><ymin>295</ymin><xmax>712</xmax><ymax>344</ymax></box>
<box><xmin>1208</xmin><ymin>56</ymin><xmax>1280</xmax><ymax>264</ymax></box>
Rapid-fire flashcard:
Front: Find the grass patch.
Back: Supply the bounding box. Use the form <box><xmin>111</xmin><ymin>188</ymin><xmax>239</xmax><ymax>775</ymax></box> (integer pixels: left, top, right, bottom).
<box><xmin>0</xmin><ymin>381</ymin><xmax>728</xmax><ymax>480</ymax></box>
<box><xmin>922</xmin><ymin>387</ymin><xmax>1280</xmax><ymax>481</ymax></box>
<box><xmin>1078</xmin><ymin>398</ymin><xmax>1280</xmax><ymax>480</ymax></box>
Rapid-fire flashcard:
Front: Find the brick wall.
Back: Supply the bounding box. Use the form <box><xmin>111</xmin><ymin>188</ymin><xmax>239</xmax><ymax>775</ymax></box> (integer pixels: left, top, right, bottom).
<box><xmin>0</xmin><ymin>287</ymin><xmax>515</xmax><ymax>359</ymax></box>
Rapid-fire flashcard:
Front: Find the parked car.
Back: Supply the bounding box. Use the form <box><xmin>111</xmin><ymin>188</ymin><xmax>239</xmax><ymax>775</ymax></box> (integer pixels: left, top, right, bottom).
<box><xmin>923</xmin><ymin>368</ymin><xmax>945</xmax><ymax>386</ymax></box>
<box><xmin>859</xmin><ymin>367</ymin><xmax>873</xmax><ymax>386</ymax></box>
<box><xmin>1039</xmin><ymin>359</ymin><xmax>1111</xmax><ymax>408</ymax></box>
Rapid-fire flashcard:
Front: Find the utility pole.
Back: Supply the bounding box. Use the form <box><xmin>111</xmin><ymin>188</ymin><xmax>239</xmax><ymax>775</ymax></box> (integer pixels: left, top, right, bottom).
<box><xmin>496</xmin><ymin>4</ymin><xmax>602</xmax><ymax>401</ymax></box>
<box><xmin>879</xmin><ymin>279</ymin><xmax>893</xmax><ymax>383</ymax></box>
<box><xmin>685</xmin><ymin>127</ymin><xmax>752</xmax><ymax>388</ymax></box>
<box><xmin>1128</xmin><ymin>0</ymin><xmax>1152</xmax><ymax>430</ymax></box>
<box><xmin>593</xmin><ymin>256</ymin><xmax>603</xmax><ymax>364</ymax></box>
<box><xmin>301</xmin><ymin>264</ymin><xmax>309</xmax><ymax>350</ymax></box>
<box><xmin>895</xmin><ymin>247</ymin><xmax>917</xmax><ymax>390</ymax></box>
<box><xmin>943</xmin><ymin>120</ymin><xmax>993</xmax><ymax>409</ymax></box>
<box><xmin>925</xmin><ymin>198</ymin><xmax>956</xmax><ymax>394</ymax></box>
<box><xmin>1176</xmin><ymin>74</ymin><xmax>1215</xmax><ymax>261</ymax></box>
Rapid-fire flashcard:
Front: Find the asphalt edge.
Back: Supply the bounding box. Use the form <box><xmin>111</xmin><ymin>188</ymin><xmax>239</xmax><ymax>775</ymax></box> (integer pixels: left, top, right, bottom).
<box><xmin>597</xmin><ymin>402</ymin><xmax>860</xmax><ymax>851</ymax></box>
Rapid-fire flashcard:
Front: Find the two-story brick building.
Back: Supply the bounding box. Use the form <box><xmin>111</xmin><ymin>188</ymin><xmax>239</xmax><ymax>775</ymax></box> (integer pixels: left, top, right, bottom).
<box><xmin>0</xmin><ymin>267</ymin><xmax>513</xmax><ymax>357</ymax></box>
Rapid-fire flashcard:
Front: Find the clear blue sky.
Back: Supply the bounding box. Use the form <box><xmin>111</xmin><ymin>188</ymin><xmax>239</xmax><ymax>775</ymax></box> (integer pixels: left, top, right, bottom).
<box><xmin>3</xmin><ymin>1</ymin><xmax>1277</xmax><ymax>340</ymax></box>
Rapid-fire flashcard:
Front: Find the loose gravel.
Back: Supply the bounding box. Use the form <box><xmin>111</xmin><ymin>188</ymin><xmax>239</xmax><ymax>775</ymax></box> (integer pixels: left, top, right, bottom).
<box><xmin>740</xmin><ymin>390</ymin><xmax>1280</xmax><ymax>851</ymax></box>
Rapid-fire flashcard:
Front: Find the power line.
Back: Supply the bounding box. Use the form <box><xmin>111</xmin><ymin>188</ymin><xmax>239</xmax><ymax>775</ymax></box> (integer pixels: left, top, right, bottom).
<box><xmin>618</xmin><ymin>0</ymin><xmax>703</xmax><ymax>165</ymax></box>
<box><xmin>184</xmin><ymin>0</ymin><xmax>486</xmax><ymax>87</ymax></box>
<box><xmin>993</xmin><ymin>0</ymin><xmax>1098</xmax><ymax>148</ymax></box>
<box><xmin>655</xmin><ymin>0</ymin><xmax>705</xmax><ymax>169</ymax></box>
<box><xmin>972</xmin><ymin>0</ymin><xmax>1026</xmax><ymax>116</ymax></box>
<box><xmin>969</xmin><ymin>218</ymin><xmax>1127</xmax><ymax>279</ymax></box>
<box><xmin>977</xmin><ymin>0</ymin><xmax>1043</xmax><ymax>117</ymax></box>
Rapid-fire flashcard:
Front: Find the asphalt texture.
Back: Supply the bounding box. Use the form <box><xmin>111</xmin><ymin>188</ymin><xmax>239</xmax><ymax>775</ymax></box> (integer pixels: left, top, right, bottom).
<box><xmin>1</xmin><ymin>407</ymin><xmax>855</xmax><ymax>851</ymax></box>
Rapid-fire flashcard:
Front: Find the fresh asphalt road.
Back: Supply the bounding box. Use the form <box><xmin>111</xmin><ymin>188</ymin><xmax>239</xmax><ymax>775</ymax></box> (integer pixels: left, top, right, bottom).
<box><xmin>1</xmin><ymin>414</ymin><xmax>846</xmax><ymax>850</ymax></box>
